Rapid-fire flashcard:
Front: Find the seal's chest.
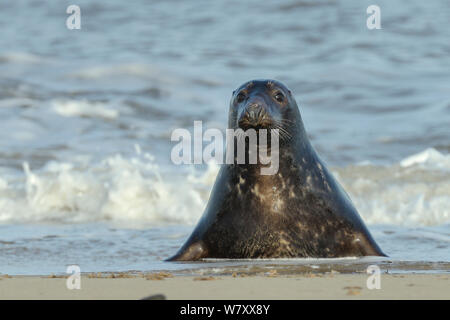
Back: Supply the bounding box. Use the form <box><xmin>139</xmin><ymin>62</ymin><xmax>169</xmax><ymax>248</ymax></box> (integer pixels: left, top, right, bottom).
<box><xmin>237</xmin><ymin>179</ymin><xmax>296</xmax><ymax>215</ymax></box>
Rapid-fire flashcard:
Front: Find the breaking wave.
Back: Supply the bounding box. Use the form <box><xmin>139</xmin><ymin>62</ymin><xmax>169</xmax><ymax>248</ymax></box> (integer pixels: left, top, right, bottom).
<box><xmin>0</xmin><ymin>148</ymin><xmax>448</xmax><ymax>227</ymax></box>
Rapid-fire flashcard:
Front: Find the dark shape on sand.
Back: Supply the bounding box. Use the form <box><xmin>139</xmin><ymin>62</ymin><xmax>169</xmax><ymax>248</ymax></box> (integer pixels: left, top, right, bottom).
<box><xmin>141</xmin><ymin>294</ymin><xmax>167</xmax><ymax>300</ymax></box>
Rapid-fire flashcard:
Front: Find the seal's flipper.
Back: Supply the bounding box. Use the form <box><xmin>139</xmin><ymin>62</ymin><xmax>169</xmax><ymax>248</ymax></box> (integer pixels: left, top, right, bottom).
<box><xmin>354</xmin><ymin>232</ymin><xmax>387</xmax><ymax>257</ymax></box>
<box><xmin>166</xmin><ymin>241</ymin><xmax>207</xmax><ymax>261</ymax></box>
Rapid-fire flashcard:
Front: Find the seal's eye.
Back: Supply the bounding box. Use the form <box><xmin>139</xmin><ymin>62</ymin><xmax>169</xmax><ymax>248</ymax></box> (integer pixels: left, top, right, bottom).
<box><xmin>236</xmin><ymin>92</ymin><xmax>246</xmax><ymax>103</ymax></box>
<box><xmin>274</xmin><ymin>91</ymin><xmax>285</xmax><ymax>103</ymax></box>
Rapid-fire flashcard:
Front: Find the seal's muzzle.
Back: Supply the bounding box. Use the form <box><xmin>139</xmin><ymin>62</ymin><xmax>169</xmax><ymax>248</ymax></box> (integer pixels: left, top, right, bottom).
<box><xmin>238</xmin><ymin>100</ymin><xmax>271</xmax><ymax>129</ymax></box>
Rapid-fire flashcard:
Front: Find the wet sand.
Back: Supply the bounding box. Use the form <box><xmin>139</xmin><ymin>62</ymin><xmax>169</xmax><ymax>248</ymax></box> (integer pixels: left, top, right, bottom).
<box><xmin>0</xmin><ymin>273</ymin><xmax>448</xmax><ymax>300</ymax></box>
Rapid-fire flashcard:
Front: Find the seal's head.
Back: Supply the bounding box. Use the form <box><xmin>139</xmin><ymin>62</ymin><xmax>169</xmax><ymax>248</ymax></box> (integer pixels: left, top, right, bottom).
<box><xmin>228</xmin><ymin>79</ymin><xmax>302</xmax><ymax>142</ymax></box>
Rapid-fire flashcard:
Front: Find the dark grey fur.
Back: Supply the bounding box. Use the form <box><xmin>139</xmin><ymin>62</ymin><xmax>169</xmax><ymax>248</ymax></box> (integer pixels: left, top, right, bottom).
<box><xmin>168</xmin><ymin>79</ymin><xmax>385</xmax><ymax>260</ymax></box>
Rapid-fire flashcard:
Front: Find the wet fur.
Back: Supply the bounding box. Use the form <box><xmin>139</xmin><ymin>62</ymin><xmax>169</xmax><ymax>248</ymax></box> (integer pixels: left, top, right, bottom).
<box><xmin>168</xmin><ymin>80</ymin><xmax>385</xmax><ymax>260</ymax></box>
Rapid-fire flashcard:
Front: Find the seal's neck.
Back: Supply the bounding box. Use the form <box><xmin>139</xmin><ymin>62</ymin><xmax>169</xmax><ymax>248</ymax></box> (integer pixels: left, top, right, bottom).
<box><xmin>230</xmin><ymin>124</ymin><xmax>317</xmax><ymax>179</ymax></box>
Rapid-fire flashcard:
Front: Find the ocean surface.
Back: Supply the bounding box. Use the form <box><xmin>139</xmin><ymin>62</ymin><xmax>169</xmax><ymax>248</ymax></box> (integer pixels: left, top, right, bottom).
<box><xmin>0</xmin><ymin>0</ymin><xmax>449</xmax><ymax>275</ymax></box>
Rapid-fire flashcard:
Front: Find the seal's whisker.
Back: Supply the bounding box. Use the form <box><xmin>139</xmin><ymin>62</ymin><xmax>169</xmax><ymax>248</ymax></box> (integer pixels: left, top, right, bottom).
<box><xmin>271</xmin><ymin>123</ymin><xmax>292</xmax><ymax>142</ymax></box>
<box><xmin>278</xmin><ymin>119</ymin><xmax>295</xmax><ymax>125</ymax></box>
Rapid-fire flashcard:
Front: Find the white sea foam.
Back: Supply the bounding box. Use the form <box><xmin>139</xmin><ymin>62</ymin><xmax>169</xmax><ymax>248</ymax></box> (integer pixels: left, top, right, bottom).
<box><xmin>0</xmin><ymin>52</ymin><xmax>48</xmax><ymax>64</ymax></box>
<box><xmin>52</xmin><ymin>100</ymin><xmax>120</xmax><ymax>120</ymax></box>
<box><xmin>335</xmin><ymin>148</ymin><xmax>450</xmax><ymax>227</ymax></box>
<box><xmin>0</xmin><ymin>177</ymin><xmax>7</xmax><ymax>190</ymax></box>
<box><xmin>0</xmin><ymin>148</ymin><xmax>448</xmax><ymax>227</ymax></box>
<box><xmin>400</xmin><ymin>148</ymin><xmax>450</xmax><ymax>170</ymax></box>
<box><xmin>0</xmin><ymin>152</ymin><xmax>212</xmax><ymax>226</ymax></box>
<box><xmin>68</xmin><ymin>63</ymin><xmax>180</xmax><ymax>85</ymax></box>
<box><xmin>70</xmin><ymin>64</ymin><xmax>156</xmax><ymax>79</ymax></box>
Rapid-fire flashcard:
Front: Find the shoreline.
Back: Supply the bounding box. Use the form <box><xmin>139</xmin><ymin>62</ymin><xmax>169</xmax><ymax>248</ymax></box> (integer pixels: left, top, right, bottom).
<box><xmin>0</xmin><ymin>273</ymin><xmax>448</xmax><ymax>300</ymax></box>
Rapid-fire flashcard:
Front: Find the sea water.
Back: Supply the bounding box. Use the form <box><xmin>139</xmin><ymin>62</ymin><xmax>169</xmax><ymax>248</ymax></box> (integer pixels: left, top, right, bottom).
<box><xmin>0</xmin><ymin>0</ymin><xmax>449</xmax><ymax>275</ymax></box>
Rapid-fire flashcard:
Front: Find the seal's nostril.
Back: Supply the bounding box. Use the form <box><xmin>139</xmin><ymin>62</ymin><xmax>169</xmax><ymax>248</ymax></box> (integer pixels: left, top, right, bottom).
<box><xmin>247</xmin><ymin>103</ymin><xmax>262</xmax><ymax>117</ymax></box>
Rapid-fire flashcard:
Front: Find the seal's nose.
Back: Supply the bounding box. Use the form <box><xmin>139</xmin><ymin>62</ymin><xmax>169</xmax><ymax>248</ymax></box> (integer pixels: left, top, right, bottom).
<box><xmin>246</xmin><ymin>103</ymin><xmax>262</xmax><ymax>121</ymax></box>
<box><xmin>238</xmin><ymin>102</ymin><xmax>269</xmax><ymax>129</ymax></box>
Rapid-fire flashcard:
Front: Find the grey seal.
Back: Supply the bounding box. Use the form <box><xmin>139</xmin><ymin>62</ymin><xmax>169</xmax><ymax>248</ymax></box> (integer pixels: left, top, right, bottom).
<box><xmin>168</xmin><ymin>79</ymin><xmax>385</xmax><ymax>260</ymax></box>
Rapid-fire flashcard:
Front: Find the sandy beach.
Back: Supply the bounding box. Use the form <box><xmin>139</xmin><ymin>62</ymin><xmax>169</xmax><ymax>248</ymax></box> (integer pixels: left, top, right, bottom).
<box><xmin>0</xmin><ymin>273</ymin><xmax>448</xmax><ymax>300</ymax></box>
<box><xmin>0</xmin><ymin>1</ymin><xmax>449</xmax><ymax>306</ymax></box>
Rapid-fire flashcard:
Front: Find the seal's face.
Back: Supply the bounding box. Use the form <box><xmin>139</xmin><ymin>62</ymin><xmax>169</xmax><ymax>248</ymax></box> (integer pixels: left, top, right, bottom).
<box><xmin>228</xmin><ymin>79</ymin><xmax>297</xmax><ymax>142</ymax></box>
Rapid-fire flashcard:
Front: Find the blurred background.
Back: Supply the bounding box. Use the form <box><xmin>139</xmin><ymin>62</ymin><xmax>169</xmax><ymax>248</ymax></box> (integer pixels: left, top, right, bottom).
<box><xmin>0</xmin><ymin>0</ymin><xmax>449</xmax><ymax>274</ymax></box>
